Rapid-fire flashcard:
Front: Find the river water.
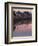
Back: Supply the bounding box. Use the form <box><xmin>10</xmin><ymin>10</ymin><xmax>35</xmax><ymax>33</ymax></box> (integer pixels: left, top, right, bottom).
<box><xmin>12</xmin><ymin>23</ymin><xmax>32</xmax><ymax>37</ymax></box>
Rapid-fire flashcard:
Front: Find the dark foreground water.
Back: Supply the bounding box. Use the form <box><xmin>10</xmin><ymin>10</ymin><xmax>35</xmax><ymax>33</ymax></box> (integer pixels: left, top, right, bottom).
<box><xmin>12</xmin><ymin>31</ymin><xmax>32</xmax><ymax>37</ymax></box>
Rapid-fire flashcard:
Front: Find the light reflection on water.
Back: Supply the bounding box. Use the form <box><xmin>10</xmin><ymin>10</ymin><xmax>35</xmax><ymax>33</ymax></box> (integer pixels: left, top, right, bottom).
<box><xmin>15</xmin><ymin>23</ymin><xmax>32</xmax><ymax>32</ymax></box>
<box><xmin>12</xmin><ymin>23</ymin><xmax>32</xmax><ymax>37</ymax></box>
